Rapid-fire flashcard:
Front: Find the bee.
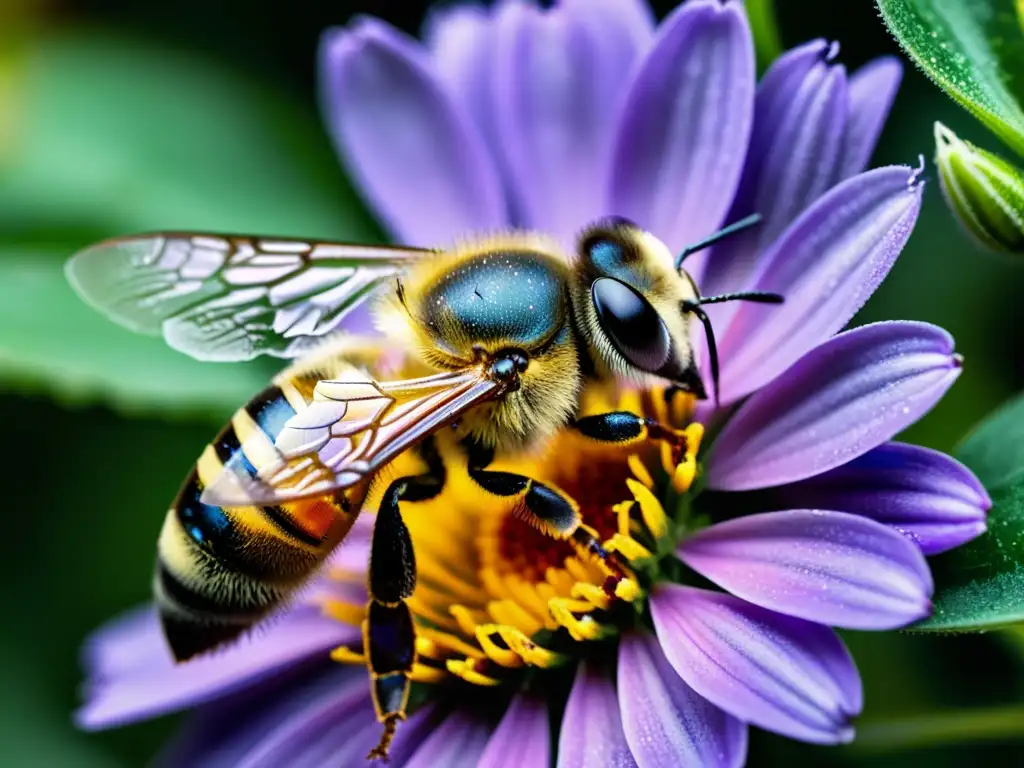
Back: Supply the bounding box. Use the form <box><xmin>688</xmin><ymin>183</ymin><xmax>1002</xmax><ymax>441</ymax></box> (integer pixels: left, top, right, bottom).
<box><xmin>66</xmin><ymin>213</ymin><xmax>781</xmax><ymax>759</ymax></box>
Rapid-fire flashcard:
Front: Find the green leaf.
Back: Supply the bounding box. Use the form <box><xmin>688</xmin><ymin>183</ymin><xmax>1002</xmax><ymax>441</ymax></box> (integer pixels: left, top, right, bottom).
<box><xmin>854</xmin><ymin>703</ymin><xmax>1024</xmax><ymax>752</ymax></box>
<box><xmin>877</xmin><ymin>0</ymin><xmax>1024</xmax><ymax>158</ymax></box>
<box><xmin>0</xmin><ymin>32</ymin><xmax>379</xmax><ymax>237</ymax></box>
<box><xmin>0</xmin><ymin>250</ymin><xmax>275</xmax><ymax>420</ymax></box>
<box><xmin>0</xmin><ymin>32</ymin><xmax>380</xmax><ymax>416</ymax></box>
<box><xmin>914</xmin><ymin>393</ymin><xmax>1024</xmax><ymax>632</ymax></box>
<box><xmin>956</xmin><ymin>391</ymin><xmax>1024</xmax><ymax>489</ymax></box>
<box><xmin>745</xmin><ymin>0</ymin><xmax>783</xmax><ymax>74</ymax></box>
<box><xmin>934</xmin><ymin>121</ymin><xmax>1024</xmax><ymax>253</ymax></box>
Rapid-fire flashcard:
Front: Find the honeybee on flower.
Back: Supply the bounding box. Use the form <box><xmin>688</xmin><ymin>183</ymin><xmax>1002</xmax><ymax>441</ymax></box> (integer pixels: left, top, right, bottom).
<box><xmin>74</xmin><ymin>1</ymin><xmax>989</xmax><ymax>766</ymax></box>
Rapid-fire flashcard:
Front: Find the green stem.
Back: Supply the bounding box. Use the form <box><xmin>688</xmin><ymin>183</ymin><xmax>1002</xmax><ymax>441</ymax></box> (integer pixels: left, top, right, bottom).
<box><xmin>854</xmin><ymin>705</ymin><xmax>1024</xmax><ymax>752</ymax></box>
<box><xmin>745</xmin><ymin>0</ymin><xmax>783</xmax><ymax>74</ymax></box>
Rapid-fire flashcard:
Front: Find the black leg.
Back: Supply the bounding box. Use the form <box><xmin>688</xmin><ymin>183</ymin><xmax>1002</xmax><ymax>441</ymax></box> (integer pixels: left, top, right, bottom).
<box><xmin>463</xmin><ymin>438</ymin><xmax>626</xmax><ymax>577</ymax></box>
<box><xmin>571</xmin><ymin>411</ymin><xmax>688</xmax><ymax>464</ymax></box>
<box><xmin>365</xmin><ymin>440</ymin><xmax>445</xmax><ymax>762</ymax></box>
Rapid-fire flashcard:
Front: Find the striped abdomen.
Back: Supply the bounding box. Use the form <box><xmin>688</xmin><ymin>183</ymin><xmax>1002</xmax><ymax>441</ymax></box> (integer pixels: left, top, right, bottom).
<box><xmin>156</xmin><ymin>377</ymin><xmax>358</xmax><ymax>662</ymax></box>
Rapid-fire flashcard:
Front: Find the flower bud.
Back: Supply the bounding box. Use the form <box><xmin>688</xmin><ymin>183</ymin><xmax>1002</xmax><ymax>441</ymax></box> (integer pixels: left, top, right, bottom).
<box><xmin>934</xmin><ymin>121</ymin><xmax>1024</xmax><ymax>253</ymax></box>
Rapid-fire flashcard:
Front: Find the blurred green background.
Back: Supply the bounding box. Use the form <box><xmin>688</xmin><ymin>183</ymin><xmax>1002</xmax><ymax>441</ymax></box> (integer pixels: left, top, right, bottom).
<box><xmin>0</xmin><ymin>0</ymin><xmax>1021</xmax><ymax>766</ymax></box>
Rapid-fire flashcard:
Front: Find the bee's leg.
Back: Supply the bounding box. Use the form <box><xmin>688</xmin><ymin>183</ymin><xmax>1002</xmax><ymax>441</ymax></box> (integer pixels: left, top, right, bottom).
<box><xmin>570</xmin><ymin>412</ymin><xmax>688</xmax><ymax>464</ymax></box>
<box><xmin>365</xmin><ymin>440</ymin><xmax>445</xmax><ymax>762</ymax></box>
<box><xmin>462</xmin><ymin>438</ymin><xmax>627</xmax><ymax>578</ymax></box>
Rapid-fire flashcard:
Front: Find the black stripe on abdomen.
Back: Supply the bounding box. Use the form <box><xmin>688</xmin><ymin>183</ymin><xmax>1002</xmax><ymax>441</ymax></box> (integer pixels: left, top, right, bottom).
<box><xmin>264</xmin><ymin>505</ymin><xmax>325</xmax><ymax>548</ymax></box>
<box><xmin>156</xmin><ymin>561</ymin><xmax>270</xmax><ymax>617</ymax></box>
<box><xmin>245</xmin><ymin>385</ymin><xmax>297</xmax><ymax>441</ymax></box>
<box><xmin>175</xmin><ymin>474</ymin><xmax>318</xmax><ymax>579</ymax></box>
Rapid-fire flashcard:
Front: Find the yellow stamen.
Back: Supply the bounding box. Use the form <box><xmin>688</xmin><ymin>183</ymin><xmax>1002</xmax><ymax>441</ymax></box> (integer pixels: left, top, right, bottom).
<box><xmin>415</xmin><ymin>636</ymin><xmax>440</xmax><ymax>659</ymax></box>
<box><xmin>322</xmin><ymin>600</ymin><xmax>366</xmax><ymax>627</ymax></box>
<box><xmin>644</xmin><ymin>388</ymin><xmax>670</xmax><ymax>425</ymax></box>
<box><xmin>446</xmin><ymin>659</ymin><xmax>500</xmax><ymax>686</ymax></box>
<box><xmin>606</xmin><ymin>533</ymin><xmax>653</xmax><ymax>561</ymax></box>
<box><xmin>475</xmin><ymin>629</ymin><xmax>525</xmax><ymax>668</ymax></box>
<box><xmin>660</xmin><ymin>441</ymin><xmax>675</xmax><ymax>476</ymax></box>
<box><xmin>670</xmin><ymin>389</ymin><xmax>693</xmax><ymax>425</ymax></box>
<box><xmin>505</xmin><ymin>575</ymin><xmax>559</xmax><ymax>630</ymax></box>
<box><xmin>628</xmin><ymin>454</ymin><xmax>655</xmax><ymax>488</ymax></box>
<box><xmin>417</xmin><ymin>627</ymin><xmax>485</xmax><ymax>659</ymax></box>
<box><xmin>627</xmin><ymin>478</ymin><xmax>668</xmax><ymax>539</ymax></box>
<box><xmin>563</xmin><ymin>555</ymin><xmax>602</xmax><ymax>584</ymax></box>
<box><xmin>614</xmin><ymin>578</ymin><xmax>643</xmax><ymax>602</ymax></box>
<box><xmin>672</xmin><ymin>423</ymin><xmax>705</xmax><ymax>493</ymax></box>
<box><xmin>410</xmin><ymin>664</ymin><xmax>447</xmax><ymax>683</ymax></box>
<box><xmin>488</xmin><ymin>599</ymin><xmax>544</xmax><ymax>636</ymax></box>
<box><xmin>451</xmin><ymin>604</ymin><xmax>489</xmax><ymax>637</ymax></box>
<box><xmin>406</xmin><ymin>595</ymin><xmax>462</xmax><ymax>632</ymax></box>
<box><xmin>480</xmin><ymin>624</ymin><xmax>567</xmax><ymax>668</ymax></box>
<box><xmin>416</xmin><ymin>558</ymin><xmax>490</xmax><ymax>603</ymax></box>
<box><xmin>546</xmin><ymin>566</ymin><xmax>576</xmax><ymax>595</ymax></box>
<box><xmin>480</xmin><ymin>568</ymin><xmax>514</xmax><ymax>602</ymax></box>
<box><xmin>613</xmin><ymin>500</ymin><xmax>635</xmax><ymax>538</ymax></box>
<box><xmin>330</xmin><ymin>646</ymin><xmax>366</xmax><ymax>665</ymax></box>
<box><xmin>571</xmin><ymin>582</ymin><xmax>611</xmax><ymax>610</ymax></box>
<box><xmin>548</xmin><ymin>599</ymin><xmax>614</xmax><ymax>641</ymax></box>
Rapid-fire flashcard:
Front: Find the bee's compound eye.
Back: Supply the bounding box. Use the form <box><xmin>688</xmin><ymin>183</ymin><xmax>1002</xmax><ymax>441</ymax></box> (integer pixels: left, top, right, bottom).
<box><xmin>590</xmin><ymin>277</ymin><xmax>671</xmax><ymax>374</ymax></box>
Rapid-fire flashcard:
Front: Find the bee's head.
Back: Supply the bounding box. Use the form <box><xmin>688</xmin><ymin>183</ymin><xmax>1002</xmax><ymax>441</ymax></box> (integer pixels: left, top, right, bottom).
<box><xmin>570</xmin><ymin>215</ymin><xmax>781</xmax><ymax>404</ymax></box>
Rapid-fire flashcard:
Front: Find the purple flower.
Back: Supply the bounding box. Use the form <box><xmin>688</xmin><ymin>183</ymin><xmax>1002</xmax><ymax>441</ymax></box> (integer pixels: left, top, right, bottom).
<box><xmin>76</xmin><ymin>1</ymin><xmax>990</xmax><ymax>766</ymax></box>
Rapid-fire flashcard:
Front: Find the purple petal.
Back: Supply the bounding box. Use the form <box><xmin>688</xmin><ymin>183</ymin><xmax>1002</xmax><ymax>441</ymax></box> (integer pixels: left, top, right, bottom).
<box><xmin>618</xmin><ymin>634</ymin><xmax>747</xmax><ymax>768</ymax></box>
<box><xmin>678</xmin><ymin>510</ymin><xmax>933</xmax><ymax>629</ymax></box>
<box><xmin>650</xmin><ymin>585</ymin><xmax>862</xmax><ymax>745</ymax></box>
<box><xmin>558</xmin><ymin>661</ymin><xmax>637</xmax><ymax>768</ymax></box>
<box><xmin>160</xmin><ymin>666</ymin><xmax>378</xmax><ymax>768</ymax></box>
<box><xmin>706</xmin><ymin>321</ymin><xmax>961</xmax><ymax>491</ymax></box>
<box><xmin>713</xmin><ymin>166</ymin><xmax>923</xmax><ymax>405</ymax></box>
<box><xmin>491</xmin><ymin>0</ymin><xmax>649</xmax><ymax>242</ymax></box>
<box><xmin>609</xmin><ymin>0</ymin><xmax>754</xmax><ymax>254</ymax></box>
<box><xmin>423</xmin><ymin>5</ymin><xmax>500</xmax><ymax>158</ymax></box>
<box><xmin>403</xmin><ymin>710</ymin><xmax>494</xmax><ymax>768</ymax></box>
<box><xmin>478</xmin><ymin>693</ymin><xmax>551</xmax><ymax>768</ymax></box>
<box><xmin>320</xmin><ymin>17</ymin><xmax>507</xmax><ymax>246</ymax></box>
<box><xmin>699</xmin><ymin>40</ymin><xmax>849</xmax><ymax>295</ymax></box>
<box><xmin>566</xmin><ymin>0</ymin><xmax>656</xmax><ymax>47</ymax></box>
<box><xmin>76</xmin><ymin>604</ymin><xmax>357</xmax><ymax>729</ymax></box>
<box><xmin>840</xmin><ymin>57</ymin><xmax>903</xmax><ymax>178</ymax></box>
<box><xmin>762</xmin><ymin>442</ymin><xmax>990</xmax><ymax>554</ymax></box>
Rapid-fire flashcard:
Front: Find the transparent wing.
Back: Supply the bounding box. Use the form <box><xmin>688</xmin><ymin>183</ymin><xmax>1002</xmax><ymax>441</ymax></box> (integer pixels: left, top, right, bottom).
<box><xmin>201</xmin><ymin>367</ymin><xmax>501</xmax><ymax>506</ymax></box>
<box><xmin>65</xmin><ymin>233</ymin><xmax>432</xmax><ymax>361</ymax></box>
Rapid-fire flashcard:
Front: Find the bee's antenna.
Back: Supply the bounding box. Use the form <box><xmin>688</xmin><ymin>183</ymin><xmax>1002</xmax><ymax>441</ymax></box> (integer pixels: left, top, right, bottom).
<box><xmin>675</xmin><ymin>213</ymin><xmax>763</xmax><ymax>270</ymax></box>
<box><xmin>680</xmin><ymin>291</ymin><xmax>785</xmax><ymax>406</ymax></box>
<box><xmin>696</xmin><ymin>291</ymin><xmax>784</xmax><ymax>306</ymax></box>
<box><xmin>681</xmin><ymin>301</ymin><xmax>720</xmax><ymax>407</ymax></box>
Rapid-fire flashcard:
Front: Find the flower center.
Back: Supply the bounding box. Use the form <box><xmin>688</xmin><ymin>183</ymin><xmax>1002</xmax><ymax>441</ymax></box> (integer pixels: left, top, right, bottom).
<box><xmin>322</xmin><ymin>383</ymin><xmax>701</xmax><ymax>691</ymax></box>
<box><xmin>495</xmin><ymin>458</ymin><xmax>630</xmax><ymax>582</ymax></box>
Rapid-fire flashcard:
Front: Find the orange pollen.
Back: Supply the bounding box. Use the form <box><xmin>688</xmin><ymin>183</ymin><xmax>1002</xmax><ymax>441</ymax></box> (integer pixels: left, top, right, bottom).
<box><xmin>497</xmin><ymin>458</ymin><xmax>632</xmax><ymax>582</ymax></box>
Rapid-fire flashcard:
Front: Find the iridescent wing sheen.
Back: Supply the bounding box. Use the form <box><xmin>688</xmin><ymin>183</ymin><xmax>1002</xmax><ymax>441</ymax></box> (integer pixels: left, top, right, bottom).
<box><xmin>65</xmin><ymin>233</ymin><xmax>432</xmax><ymax>361</ymax></box>
<box><xmin>200</xmin><ymin>367</ymin><xmax>502</xmax><ymax>506</ymax></box>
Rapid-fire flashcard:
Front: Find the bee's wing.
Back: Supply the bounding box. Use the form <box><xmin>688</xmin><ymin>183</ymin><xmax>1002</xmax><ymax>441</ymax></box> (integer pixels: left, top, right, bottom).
<box><xmin>201</xmin><ymin>367</ymin><xmax>501</xmax><ymax>506</ymax></box>
<box><xmin>65</xmin><ymin>233</ymin><xmax>432</xmax><ymax>361</ymax></box>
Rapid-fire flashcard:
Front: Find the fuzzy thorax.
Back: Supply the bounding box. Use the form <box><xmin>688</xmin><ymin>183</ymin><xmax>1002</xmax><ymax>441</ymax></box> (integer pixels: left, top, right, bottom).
<box><xmin>373</xmin><ymin>235</ymin><xmax>582</xmax><ymax>450</ymax></box>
